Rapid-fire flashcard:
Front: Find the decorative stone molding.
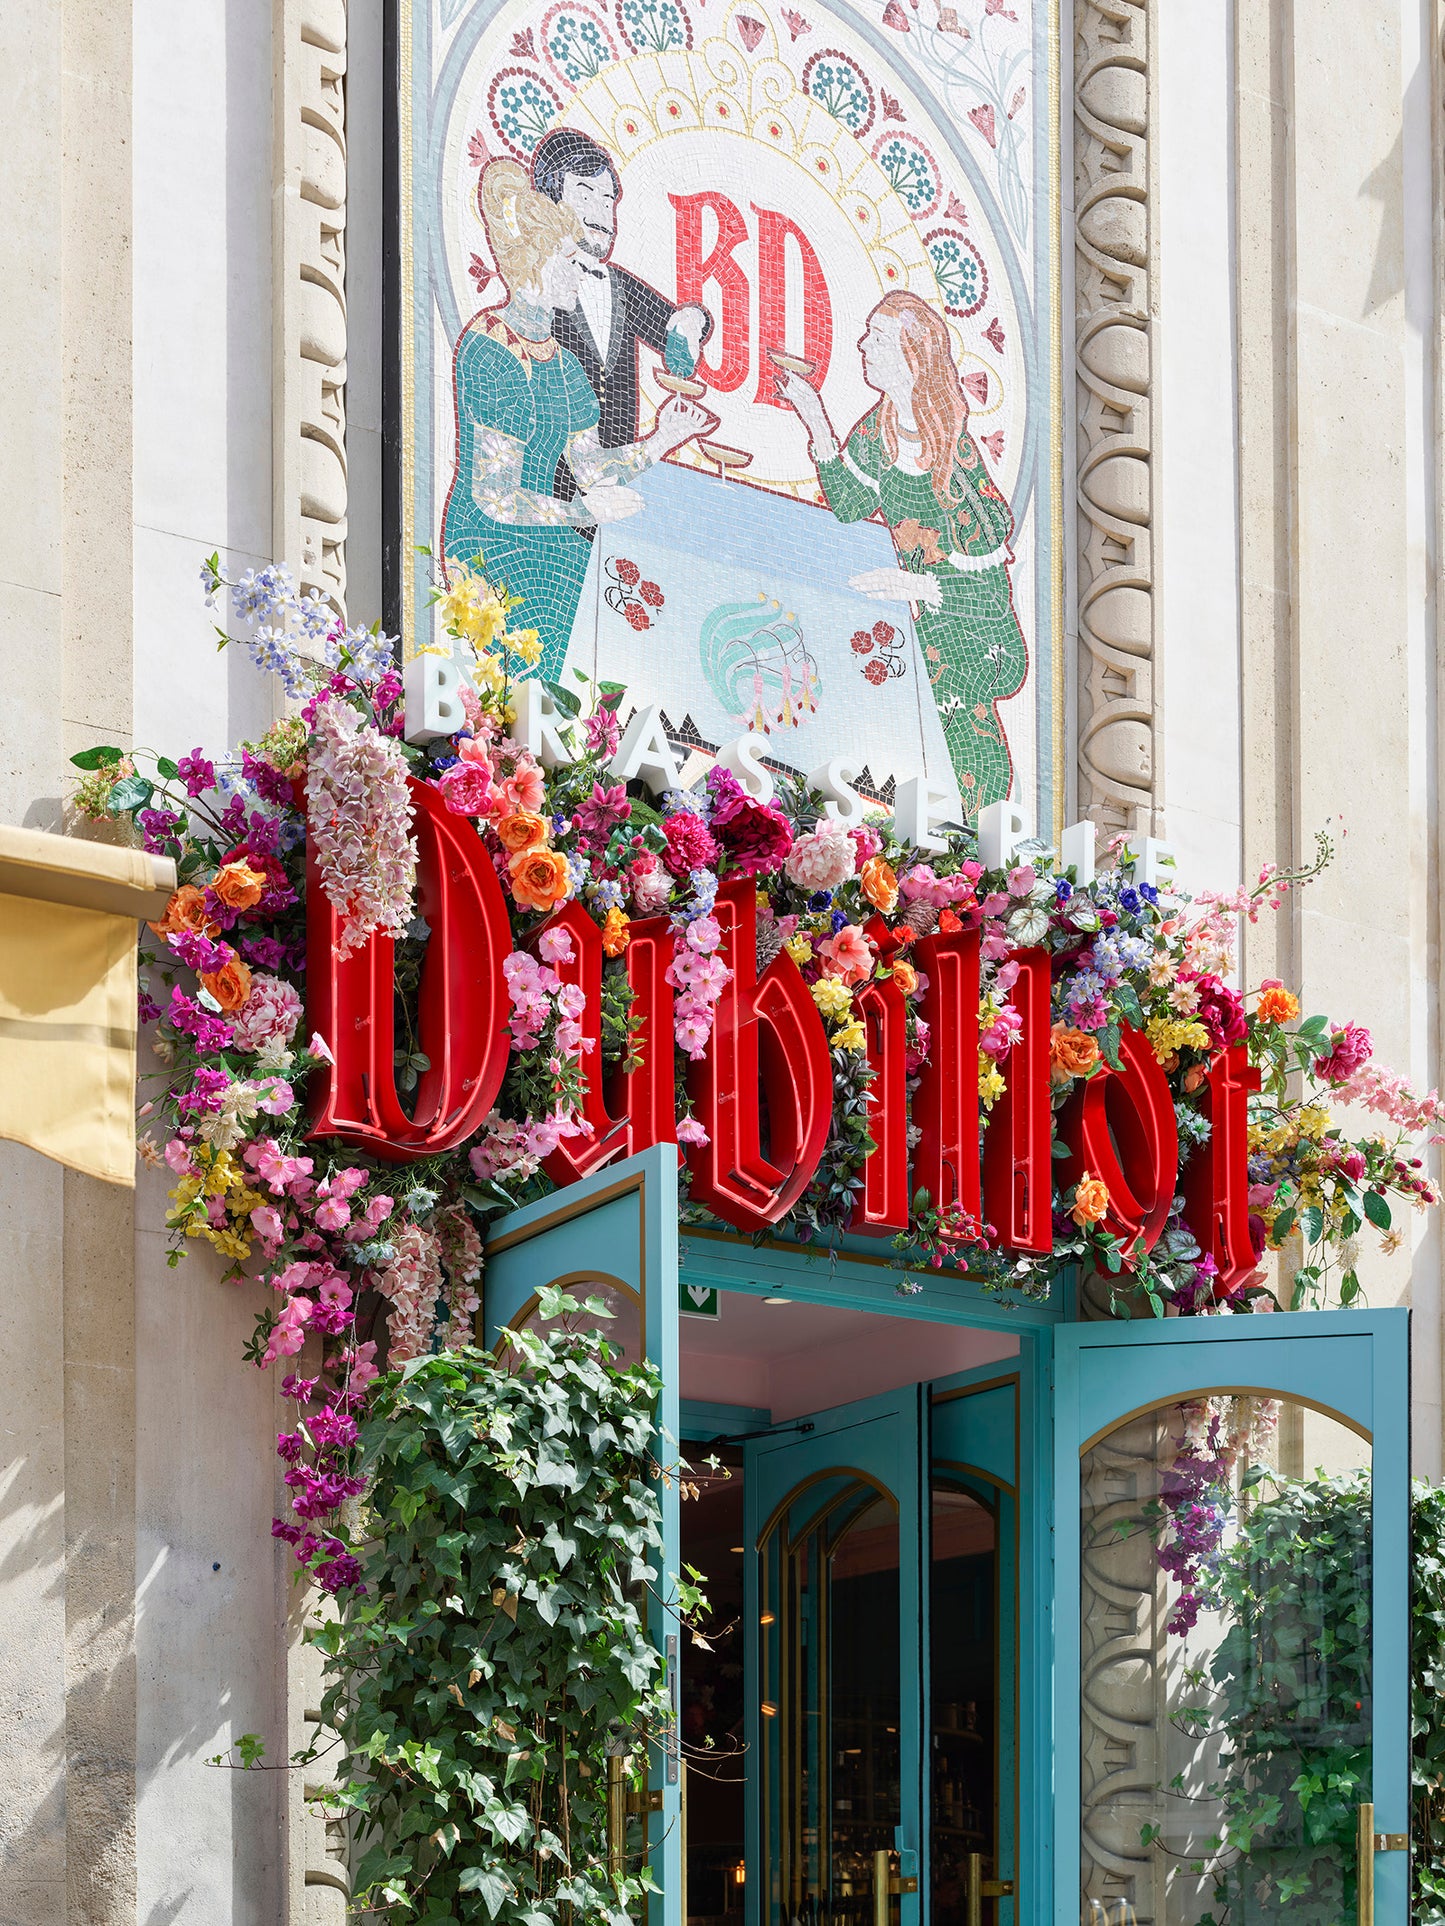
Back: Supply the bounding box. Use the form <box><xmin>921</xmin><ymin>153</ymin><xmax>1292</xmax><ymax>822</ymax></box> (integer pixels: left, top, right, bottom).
<box><xmin>1079</xmin><ymin>1414</ymin><xmax>1171</xmax><ymax>1923</ymax></box>
<box><xmin>274</xmin><ymin>0</ymin><xmax>349</xmax><ymax>614</ymax></box>
<box><xmin>1074</xmin><ymin>0</ymin><xmax>1160</xmax><ymax>834</ymax></box>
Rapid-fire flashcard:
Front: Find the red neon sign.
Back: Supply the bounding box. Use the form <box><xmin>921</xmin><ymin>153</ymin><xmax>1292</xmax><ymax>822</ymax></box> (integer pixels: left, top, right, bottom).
<box><xmin>307</xmin><ymin>799</ymin><xmax>1253</xmax><ymax>1260</ymax></box>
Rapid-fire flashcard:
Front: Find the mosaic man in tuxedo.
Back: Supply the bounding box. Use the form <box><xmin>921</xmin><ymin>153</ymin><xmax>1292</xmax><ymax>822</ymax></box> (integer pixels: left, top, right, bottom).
<box><xmin>531</xmin><ymin>127</ymin><xmax>711</xmax><ymax>531</ymax></box>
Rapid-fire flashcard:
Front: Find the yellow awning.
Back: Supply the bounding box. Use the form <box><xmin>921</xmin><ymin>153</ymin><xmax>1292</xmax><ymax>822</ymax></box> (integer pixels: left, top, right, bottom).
<box><xmin>0</xmin><ymin>826</ymin><xmax>176</xmax><ymax>1186</ymax></box>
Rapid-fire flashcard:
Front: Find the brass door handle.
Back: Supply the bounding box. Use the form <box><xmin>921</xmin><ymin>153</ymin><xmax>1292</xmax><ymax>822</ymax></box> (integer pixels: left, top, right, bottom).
<box><xmin>1358</xmin><ymin>1802</ymin><xmax>1409</xmax><ymax>1925</ymax></box>
<box><xmin>871</xmin><ymin>1850</ymin><xmax>919</xmax><ymax>1926</ymax></box>
<box><xmin>963</xmin><ymin>1851</ymin><xmax>1013</xmax><ymax>1926</ymax></box>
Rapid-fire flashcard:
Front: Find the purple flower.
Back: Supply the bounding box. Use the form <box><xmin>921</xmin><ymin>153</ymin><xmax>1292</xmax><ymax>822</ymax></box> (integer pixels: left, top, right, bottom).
<box><xmin>167</xmin><ymin>986</ymin><xmax>235</xmax><ymax>1054</ymax></box>
<box><xmin>240</xmin><ymin>749</ymin><xmax>295</xmax><ymax>809</ymax></box>
<box><xmin>177</xmin><ymin>1067</ymin><xmax>231</xmax><ymax>1115</ymax></box>
<box><xmin>177</xmin><ymin>749</ymin><xmax>216</xmax><ymax>797</ymax></box>
<box><xmin>167</xmin><ymin>928</ymin><xmax>233</xmax><ymax>974</ymax></box>
<box><xmin>219</xmin><ymin>795</ymin><xmax>248</xmax><ymax>840</ymax></box>
<box><xmin>138</xmin><ymin>808</ymin><xmax>180</xmax><ymax>852</ymax></box>
<box><xmin>138</xmin><ymin>989</ymin><xmax>162</xmax><ymax>1024</ymax></box>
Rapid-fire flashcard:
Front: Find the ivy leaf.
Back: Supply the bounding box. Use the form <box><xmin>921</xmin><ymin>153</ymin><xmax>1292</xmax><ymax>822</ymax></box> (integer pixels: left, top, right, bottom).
<box><xmin>458</xmin><ymin>1867</ymin><xmax>514</xmax><ymax>1914</ymax></box>
<box><xmin>70</xmin><ymin>745</ymin><xmax>124</xmax><ymax>770</ymax></box>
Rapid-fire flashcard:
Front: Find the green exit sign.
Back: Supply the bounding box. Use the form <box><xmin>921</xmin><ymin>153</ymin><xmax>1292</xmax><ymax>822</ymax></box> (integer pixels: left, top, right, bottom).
<box><xmin>679</xmin><ymin>1282</ymin><xmax>719</xmax><ymax>1319</ymax></box>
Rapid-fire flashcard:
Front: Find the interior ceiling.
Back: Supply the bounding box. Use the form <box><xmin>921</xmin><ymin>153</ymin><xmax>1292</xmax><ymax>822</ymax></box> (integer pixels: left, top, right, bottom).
<box><xmin>679</xmin><ymin>1291</ymin><xmax>1020</xmax><ymax>1423</ymax></box>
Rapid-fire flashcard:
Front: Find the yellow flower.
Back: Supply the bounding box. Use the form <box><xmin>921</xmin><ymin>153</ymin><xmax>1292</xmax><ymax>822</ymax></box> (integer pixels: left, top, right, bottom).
<box><xmin>505</xmin><ymin>627</ymin><xmax>542</xmax><ymax>667</ymax></box>
<box><xmin>440</xmin><ymin>567</ymin><xmax>509</xmax><ymax>650</ymax></box>
<box><xmin>1297</xmin><ymin>1105</ymin><xmax>1329</xmax><ymax>1142</ymax></box>
<box><xmin>201</xmin><ymin>1225</ymin><xmax>252</xmax><ymax>1261</ymax></box>
<box><xmin>832</xmin><ymin>1019</ymin><xmax>867</xmax><ymax>1054</ymax></box>
<box><xmin>811</xmin><ymin>976</ymin><xmax>853</xmax><ymax>1020</ymax></box>
<box><xmin>1146</xmin><ymin>1015</ymin><xmax>1211</xmax><ymax>1063</ymax></box>
<box><xmin>978</xmin><ymin>1059</ymin><xmax>1006</xmax><ymax>1110</ymax></box>
<box><xmin>785</xmin><ymin>934</ymin><xmax>814</xmax><ymax>966</ymax></box>
<box><xmin>472</xmin><ymin>650</ymin><xmax>505</xmax><ymax>694</ymax></box>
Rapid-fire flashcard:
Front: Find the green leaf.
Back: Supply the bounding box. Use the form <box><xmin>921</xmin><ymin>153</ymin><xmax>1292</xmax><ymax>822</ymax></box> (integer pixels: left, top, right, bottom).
<box><xmin>106</xmin><ymin>774</ymin><xmax>154</xmax><ymax>815</ymax></box>
<box><xmin>1300</xmin><ymin>1205</ymin><xmax>1324</xmax><ymax>1247</ymax></box>
<box><xmin>70</xmin><ymin>745</ymin><xmax>124</xmax><ymax>770</ymax></box>
<box><xmin>155</xmin><ymin>755</ymin><xmax>180</xmax><ymax>780</ymax></box>
<box><xmin>458</xmin><ymin>1867</ymin><xmax>514</xmax><ymax>1915</ymax></box>
<box><xmin>1363</xmin><ymin>1189</ymin><xmax>1392</xmax><ymax>1231</ymax></box>
<box><xmin>543</xmin><ymin>680</ymin><xmax>583</xmax><ymax>718</ymax></box>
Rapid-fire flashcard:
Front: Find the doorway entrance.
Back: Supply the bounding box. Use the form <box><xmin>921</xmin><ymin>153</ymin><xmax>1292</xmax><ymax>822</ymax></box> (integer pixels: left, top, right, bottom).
<box><xmin>678</xmin><ymin>1289</ymin><xmax>1026</xmax><ymax>1926</ymax></box>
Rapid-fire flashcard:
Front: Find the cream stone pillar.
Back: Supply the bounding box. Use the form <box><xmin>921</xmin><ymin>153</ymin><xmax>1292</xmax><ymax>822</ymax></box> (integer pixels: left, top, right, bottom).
<box><xmin>1234</xmin><ymin>0</ymin><xmax>1443</xmax><ymax>1471</ymax></box>
<box><xmin>0</xmin><ymin>0</ymin><xmax>140</xmax><ymax>1918</ymax></box>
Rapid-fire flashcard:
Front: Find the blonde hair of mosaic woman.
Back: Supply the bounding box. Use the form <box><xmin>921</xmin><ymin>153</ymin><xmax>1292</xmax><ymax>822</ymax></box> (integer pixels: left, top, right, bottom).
<box><xmin>478</xmin><ymin>159</ymin><xmax>583</xmax><ymax>295</ymax></box>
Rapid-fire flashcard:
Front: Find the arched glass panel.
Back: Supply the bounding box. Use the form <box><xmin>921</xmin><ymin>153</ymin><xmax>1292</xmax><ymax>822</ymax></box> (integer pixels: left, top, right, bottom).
<box><xmin>1078</xmin><ymin>1393</ymin><xmax>1371</xmax><ymax>1925</ymax></box>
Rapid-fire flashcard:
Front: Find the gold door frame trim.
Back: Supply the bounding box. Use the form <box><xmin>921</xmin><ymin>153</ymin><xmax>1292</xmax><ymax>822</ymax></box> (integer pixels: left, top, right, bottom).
<box><xmin>757</xmin><ymin>1465</ymin><xmax>897</xmax><ymax>1555</ymax></box>
<box><xmin>1079</xmin><ymin>1385</ymin><xmax>1372</xmax><ymax>1457</ymax></box>
<box><xmin>490</xmin><ymin>1270</ymin><xmax>642</xmax><ymax>1356</ymax></box>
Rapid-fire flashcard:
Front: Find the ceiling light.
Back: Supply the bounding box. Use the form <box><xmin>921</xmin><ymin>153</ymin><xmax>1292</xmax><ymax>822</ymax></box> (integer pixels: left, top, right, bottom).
<box><xmin>762</xmin><ymin>1296</ymin><xmax>791</xmax><ymax>1305</ymax></box>
<box><xmin>729</xmin><ymin>1545</ymin><xmax>745</xmax><ymax>1554</ymax></box>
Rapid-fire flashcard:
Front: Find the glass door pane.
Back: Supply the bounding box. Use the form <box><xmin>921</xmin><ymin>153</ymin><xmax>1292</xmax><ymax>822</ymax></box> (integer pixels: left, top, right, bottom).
<box><xmin>1055</xmin><ymin>1312</ymin><xmax>1411</xmax><ymax>1926</ymax></box>
<box><xmin>1079</xmin><ymin>1394</ymin><xmax>1372</xmax><ymax>1923</ymax></box>
<box><xmin>929</xmin><ymin>1487</ymin><xmax>998</xmax><ymax>1926</ymax></box>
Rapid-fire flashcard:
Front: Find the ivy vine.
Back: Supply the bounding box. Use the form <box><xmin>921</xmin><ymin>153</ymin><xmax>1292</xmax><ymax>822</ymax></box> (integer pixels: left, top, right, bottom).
<box><xmin>309</xmin><ymin>1293</ymin><xmax>687</xmax><ymax>1922</ymax></box>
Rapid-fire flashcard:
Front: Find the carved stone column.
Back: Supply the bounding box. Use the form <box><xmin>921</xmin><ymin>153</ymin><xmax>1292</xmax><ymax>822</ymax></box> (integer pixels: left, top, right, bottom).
<box><xmin>1074</xmin><ymin>0</ymin><xmax>1160</xmax><ymax>836</ymax></box>
<box><xmin>274</xmin><ymin>0</ymin><xmax>349</xmax><ymax>614</ymax></box>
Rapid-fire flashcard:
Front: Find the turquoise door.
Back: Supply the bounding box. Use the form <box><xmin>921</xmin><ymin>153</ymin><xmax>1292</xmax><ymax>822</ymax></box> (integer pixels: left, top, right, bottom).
<box><xmin>483</xmin><ymin>1147</ymin><xmax>683</xmax><ymax>1925</ymax></box>
<box><xmin>745</xmin><ymin>1389</ymin><xmax>925</xmax><ymax>1926</ymax></box>
<box><xmin>1054</xmin><ymin>1310</ymin><xmax>1411</xmax><ymax>1925</ymax></box>
<box><xmin>742</xmin><ymin>1366</ymin><xmax>1032</xmax><ymax>1926</ymax></box>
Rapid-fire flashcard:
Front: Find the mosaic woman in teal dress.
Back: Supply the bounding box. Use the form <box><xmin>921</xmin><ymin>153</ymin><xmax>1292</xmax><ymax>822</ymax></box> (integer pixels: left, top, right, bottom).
<box><xmin>776</xmin><ymin>290</ymin><xmax>1028</xmax><ymax>814</ymax></box>
<box><xmin>442</xmin><ymin>161</ymin><xmax>714</xmax><ymax>676</ymax></box>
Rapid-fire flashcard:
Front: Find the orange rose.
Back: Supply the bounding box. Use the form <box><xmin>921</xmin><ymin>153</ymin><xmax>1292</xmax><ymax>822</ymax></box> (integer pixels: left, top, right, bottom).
<box><xmin>200</xmin><ymin>953</ymin><xmax>252</xmax><ymax>1012</ymax></box>
<box><xmin>509</xmin><ymin>847</ymin><xmax>571</xmax><ymax>914</ymax></box>
<box><xmin>213</xmin><ymin>860</ymin><xmax>267</xmax><ymax>911</ymax></box>
<box><xmin>1049</xmin><ymin>1023</ymin><xmax>1100</xmax><ymax>1086</ymax></box>
<box><xmin>891</xmin><ymin>958</ymin><xmax>918</xmax><ymax>996</ymax></box>
<box><xmin>1256</xmin><ymin>984</ymin><xmax>1300</xmax><ymax>1025</ymax></box>
<box><xmin>495</xmin><ymin>809</ymin><xmax>550</xmax><ymax>856</ymax></box>
<box><xmin>601</xmin><ymin>906</ymin><xmax>630</xmax><ymax>957</ymax></box>
<box><xmin>860</xmin><ymin>856</ymin><xmax>899</xmax><ymax>914</ymax></box>
<box><xmin>1071</xmin><ymin>1170</ymin><xmax>1110</xmax><ymax>1227</ymax></box>
<box><xmin>148</xmin><ymin>884</ymin><xmax>218</xmax><ymax>942</ymax></box>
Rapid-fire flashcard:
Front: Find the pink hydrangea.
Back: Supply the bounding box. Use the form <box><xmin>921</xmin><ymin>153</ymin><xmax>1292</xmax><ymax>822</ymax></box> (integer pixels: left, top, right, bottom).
<box><xmin>785</xmin><ymin>819</ymin><xmax>857</xmax><ymax>894</ymax></box>
<box><xmin>230</xmin><ymin>972</ymin><xmax>304</xmax><ymax>1053</ymax></box>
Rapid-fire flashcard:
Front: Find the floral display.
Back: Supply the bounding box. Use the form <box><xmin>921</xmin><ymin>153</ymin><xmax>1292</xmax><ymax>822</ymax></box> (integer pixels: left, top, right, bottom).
<box><xmin>74</xmin><ymin>559</ymin><xmax>1445</xmax><ymax>1599</ymax></box>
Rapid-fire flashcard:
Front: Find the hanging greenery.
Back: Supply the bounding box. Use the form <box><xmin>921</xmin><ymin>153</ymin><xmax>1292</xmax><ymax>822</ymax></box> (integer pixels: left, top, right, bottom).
<box><xmin>307</xmin><ymin>1290</ymin><xmax>683</xmax><ymax>1922</ymax></box>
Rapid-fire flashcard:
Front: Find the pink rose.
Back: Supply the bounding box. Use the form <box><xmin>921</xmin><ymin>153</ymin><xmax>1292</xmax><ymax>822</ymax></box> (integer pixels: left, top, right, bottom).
<box><xmin>437</xmin><ymin>759</ymin><xmax>495</xmax><ymax>817</ymax></box>
<box><xmin>784</xmin><ymin>820</ymin><xmax>857</xmax><ymax>894</ymax></box>
<box><xmin>1317</xmin><ymin>1021</ymin><xmax>1373</xmax><ymax>1084</ymax></box>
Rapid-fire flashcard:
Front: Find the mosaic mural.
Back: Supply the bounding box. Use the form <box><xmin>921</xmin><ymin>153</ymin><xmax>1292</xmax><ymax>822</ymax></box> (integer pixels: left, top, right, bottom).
<box><xmin>398</xmin><ymin>0</ymin><xmax>1060</xmax><ymax>825</ymax></box>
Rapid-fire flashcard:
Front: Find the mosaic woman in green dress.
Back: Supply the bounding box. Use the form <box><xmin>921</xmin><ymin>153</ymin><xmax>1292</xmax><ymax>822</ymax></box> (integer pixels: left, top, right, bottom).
<box><xmin>442</xmin><ymin>160</ymin><xmax>714</xmax><ymax>676</ymax></box>
<box><xmin>776</xmin><ymin>290</ymin><xmax>1028</xmax><ymax>814</ymax></box>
